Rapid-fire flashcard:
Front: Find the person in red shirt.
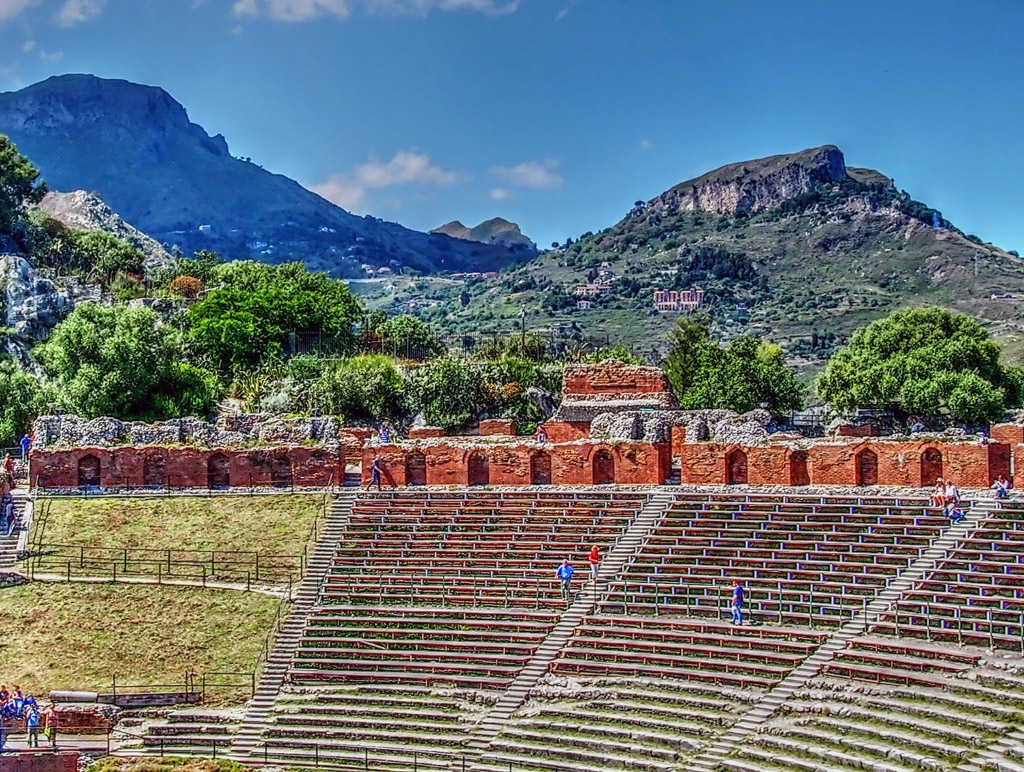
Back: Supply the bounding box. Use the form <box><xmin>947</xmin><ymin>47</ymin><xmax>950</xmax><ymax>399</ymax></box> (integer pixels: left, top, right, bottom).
<box><xmin>588</xmin><ymin>545</ymin><xmax>601</xmax><ymax>583</ymax></box>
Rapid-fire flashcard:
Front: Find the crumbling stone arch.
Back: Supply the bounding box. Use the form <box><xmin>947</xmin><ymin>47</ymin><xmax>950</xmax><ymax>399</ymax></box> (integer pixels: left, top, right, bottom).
<box><xmin>921</xmin><ymin>447</ymin><xmax>943</xmax><ymax>487</ymax></box>
<box><xmin>406</xmin><ymin>451</ymin><xmax>427</xmax><ymax>487</ymax></box>
<box><xmin>208</xmin><ymin>453</ymin><xmax>230</xmax><ymax>489</ymax></box>
<box><xmin>789</xmin><ymin>450</ymin><xmax>810</xmax><ymax>486</ymax></box>
<box><xmin>468</xmin><ymin>451</ymin><xmax>489</xmax><ymax>486</ymax></box>
<box><xmin>143</xmin><ymin>452</ymin><xmax>166</xmax><ymax>487</ymax></box>
<box><xmin>727</xmin><ymin>449</ymin><xmax>748</xmax><ymax>485</ymax></box>
<box><xmin>78</xmin><ymin>454</ymin><xmax>101</xmax><ymax>488</ymax></box>
<box><xmin>856</xmin><ymin>448</ymin><xmax>878</xmax><ymax>486</ymax></box>
<box><xmin>593</xmin><ymin>449</ymin><xmax>615</xmax><ymax>485</ymax></box>
<box><xmin>531</xmin><ymin>451</ymin><xmax>552</xmax><ymax>486</ymax></box>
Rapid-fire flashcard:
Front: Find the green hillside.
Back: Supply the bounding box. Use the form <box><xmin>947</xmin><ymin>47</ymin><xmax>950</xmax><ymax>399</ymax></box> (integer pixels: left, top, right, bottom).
<box><xmin>376</xmin><ymin>146</ymin><xmax>1024</xmax><ymax>375</ymax></box>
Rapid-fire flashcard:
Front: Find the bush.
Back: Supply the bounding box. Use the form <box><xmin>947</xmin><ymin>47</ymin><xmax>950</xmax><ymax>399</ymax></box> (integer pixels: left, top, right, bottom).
<box><xmin>308</xmin><ymin>355</ymin><xmax>405</xmax><ymax>423</ymax></box>
<box><xmin>170</xmin><ymin>276</ymin><xmax>204</xmax><ymax>298</ymax></box>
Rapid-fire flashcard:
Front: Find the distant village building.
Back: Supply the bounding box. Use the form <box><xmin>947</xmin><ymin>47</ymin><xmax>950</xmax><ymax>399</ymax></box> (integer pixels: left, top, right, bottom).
<box><xmin>576</xmin><ymin>299</ymin><xmax>592</xmax><ymax>310</ymax></box>
<box><xmin>654</xmin><ymin>288</ymin><xmax>704</xmax><ymax>313</ymax></box>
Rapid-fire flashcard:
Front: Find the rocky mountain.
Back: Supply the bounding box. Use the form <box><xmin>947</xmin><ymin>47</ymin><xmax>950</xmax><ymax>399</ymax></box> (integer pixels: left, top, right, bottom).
<box><xmin>431</xmin><ymin>218</ymin><xmax>537</xmax><ymax>252</ymax></box>
<box><xmin>39</xmin><ymin>190</ymin><xmax>175</xmax><ymax>272</ymax></box>
<box><xmin>388</xmin><ymin>145</ymin><xmax>1024</xmax><ymax>372</ymax></box>
<box><xmin>0</xmin><ymin>74</ymin><xmax>525</xmax><ymax>278</ymax></box>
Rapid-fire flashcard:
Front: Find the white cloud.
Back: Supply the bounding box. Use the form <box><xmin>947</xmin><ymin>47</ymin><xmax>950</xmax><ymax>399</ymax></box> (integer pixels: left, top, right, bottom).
<box><xmin>0</xmin><ymin>0</ymin><xmax>37</xmax><ymax>22</ymax></box>
<box><xmin>233</xmin><ymin>0</ymin><xmax>351</xmax><ymax>21</ymax></box>
<box><xmin>490</xmin><ymin>187</ymin><xmax>513</xmax><ymax>201</ymax></box>
<box><xmin>57</xmin><ymin>0</ymin><xmax>104</xmax><ymax>26</ymax></box>
<box><xmin>639</xmin><ymin>138</ymin><xmax>652</xmax><ymax>151</ymax></box>
<box><xmin>39</xmin><ymin>48</ymin><xmax>63</xmax><ymax>61</ymax></box>
<box><xmin>21</xmin><ymin>39</ymin><xmax>34</xmax><ymax>52</ymax></box>
<box><xmin>555</xmin><ymin>0</ymin><xmax>576</xmax><ymax>21</ymax></box>
<box><xmin>490</xmin><ymin>159</ymin><xmax>563</xmax><ymax>190</ymax></box>
<box><xmin>312</xmin><ymin>150</ymin><xmax>466</xmax><ymax>212</ymax></box>
<box><xmin>235</xmin><ymin>0</ymin><xmax>516</xmax><ymax>21</ymax></box>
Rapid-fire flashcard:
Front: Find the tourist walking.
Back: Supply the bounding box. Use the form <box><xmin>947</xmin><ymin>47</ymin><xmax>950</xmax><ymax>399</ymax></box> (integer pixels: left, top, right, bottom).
<box><xmin>44</xmin><ymin>704</ymin><xmax>58</xmax><ymax>749</ymax></box>
<box><xmin>730</xmin><ymin>579</ymin><xmax>745</xmax><ymax>625</ymax></box>
<box><xmin>556</xmin><ymin>559</ymin><xmax>574</xmax><ymax>601</ymax></box>
<box><xmin>19</xmin><ymin>434</ymin><xmax>30</xmax><ymax>461</ymax></box>
<box><xmin>25</xmin><ymin>702</ymin><xmax>40</xmax><ymax>748</ymax></box>
<box><xmin>367</xmin><ymin>454</ymin><xmax>384</xmax><ymax>491</ymax></box>
<box><xmin>588</xmin><ymin>545</ymin><xmax>601</xmax><ymax>583</ymax></box>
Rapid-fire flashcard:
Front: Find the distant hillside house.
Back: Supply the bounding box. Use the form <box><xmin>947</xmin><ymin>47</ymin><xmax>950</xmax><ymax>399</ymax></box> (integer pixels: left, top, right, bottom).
<box><xmin>575</xmin><ymin>284</ymin><xmax>613</xmax><ymax>297</ymax></box>
<box><xmin>576</xmin><ymin>299</ymin><xmax>592</xmax><ymax>310</ymax></box>
<box><xmin>654</xmin><ymin>288</ymin><xmax>704</xmax><ymax>313</ymax></box>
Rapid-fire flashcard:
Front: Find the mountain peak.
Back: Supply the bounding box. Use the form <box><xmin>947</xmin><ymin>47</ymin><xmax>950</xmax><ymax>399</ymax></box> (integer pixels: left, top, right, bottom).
<box><xmin>655</xmin><ymin>145</ymin><xmax>849</xmax><ymax>217</ymax></box>
<box><xmin>431</xmin><ymin>218</ymin><xmax>536</xmax><ymax>252</ymax></box>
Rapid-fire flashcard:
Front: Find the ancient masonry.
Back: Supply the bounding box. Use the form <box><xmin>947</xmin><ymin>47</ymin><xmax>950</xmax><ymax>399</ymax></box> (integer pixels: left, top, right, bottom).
<box><xmin>29</xmin><ymin>361</ymin><xmax>1019</xmax><ymax>490</ymax></box>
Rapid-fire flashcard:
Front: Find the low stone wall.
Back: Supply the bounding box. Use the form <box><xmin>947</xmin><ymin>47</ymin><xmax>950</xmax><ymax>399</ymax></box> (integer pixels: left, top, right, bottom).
<box><xmin>1</xmin><ymin>753</ymin><xmax>79</xmax><ymax>772</ymax></box>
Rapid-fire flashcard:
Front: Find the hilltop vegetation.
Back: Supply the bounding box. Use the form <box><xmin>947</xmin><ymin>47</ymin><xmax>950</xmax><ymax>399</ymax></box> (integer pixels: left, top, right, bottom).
<box><xmin>390</xmin><ymin>147</ymin><xmax>1024</xmax><ymax>374</ymax></box>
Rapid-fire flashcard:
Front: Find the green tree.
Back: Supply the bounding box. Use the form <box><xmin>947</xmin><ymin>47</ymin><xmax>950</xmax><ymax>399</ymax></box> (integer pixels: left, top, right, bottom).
<box><xmin>72</xmin><ymin>230</ymin><xmax>145</xmax><ymax>284</ymax></box>
<box><xmin>375</xmin><ymin>315</ymin><xmax>443</xmax><ymax>360</ymax></box>
<box><xmin>308</xmin><ymin>355</ymin><xmax>406</xmax><ymax>422</ymax></box>
<box><xmin>0</xmin><ymin>135</ymin><xmax>46</xmax><ymax>234</ymax></box>
<box><xmin>0</xmin><ymin>357</ymin><xmax>47</xmax><ymax>447</ymax></box>
<box><xmin>664</xmin><ymin>315</ymin><xmax>804</xmax><ymax>415</ymax></box>
<box><xmin>408</xmin><ymin>356</ymin><xmax>484</xmax><ymax>432</ymax></box>
<box><xmin>816</xmin><ymin>307</ymin><xmax>1021</xmax><ymax>423</ymax></box>
<box><xmin>36</xmin><ymin>304</ymin><xmax>220</xmax><ymax>420</ymax></box>
<box><xmin>187</xmin><ymin>261</ymin><xmax>363</xmax><ymax>375</ymax></box>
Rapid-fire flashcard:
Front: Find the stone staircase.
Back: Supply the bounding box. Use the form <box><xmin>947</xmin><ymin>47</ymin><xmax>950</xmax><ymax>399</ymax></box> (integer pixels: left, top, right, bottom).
<box><xmin>459</xmin><ymin>489</ymin><xmax>676</xmax><ymax>770</ymax></box>
<box><xmin>0</xmin><ymin>493</ymin><xmax>28</xmax><ymax>570</ymax></box>
<box><xmin>228</xmin><ymin>490</ymin><xmax>357</xmax><ymax>761</ymax></box>
<box><xmin>687</xmin><ymin>498</ymin><xmax>995</xmax><ymax>772</ymax></box>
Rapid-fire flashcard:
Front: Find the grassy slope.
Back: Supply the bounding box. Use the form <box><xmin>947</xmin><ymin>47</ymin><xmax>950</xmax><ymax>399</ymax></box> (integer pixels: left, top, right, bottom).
<box><xmin>34</xmin><ymin>494</ymin><xmax>326</xmax><ymax>556</ymax></box>
<box><xmin>0</xmin><ymin>583</ymin><xmax>284</xmax><ymax>698</ymax></box>
<box><xmin>410</xmin><ymin>200</ymin><xmax>1024</xmax><ymax>371</ymax></box>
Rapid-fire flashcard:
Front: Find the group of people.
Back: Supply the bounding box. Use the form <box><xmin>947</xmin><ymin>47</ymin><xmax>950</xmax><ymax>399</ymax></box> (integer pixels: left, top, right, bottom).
<box><xmin>0</xmin><ymin>685</ymin><xmax>53</xmax><ymax>752</ymax></box>
<box><xmin>929</xmin><ymin>477</ymin><xmax>966</xmax><ymax>522</ymax></box>
<box><xmin>555</xmin><ymin>545</ymin><xmax>602</xmax><ymax>600</ymax></box>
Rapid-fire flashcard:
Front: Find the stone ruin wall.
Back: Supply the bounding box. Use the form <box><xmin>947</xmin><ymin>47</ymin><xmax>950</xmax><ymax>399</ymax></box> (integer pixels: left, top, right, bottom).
<box><xmin>24</xmin><ymin>363</ymin><xmax>1024</xmax><ymax>491</ymax></box>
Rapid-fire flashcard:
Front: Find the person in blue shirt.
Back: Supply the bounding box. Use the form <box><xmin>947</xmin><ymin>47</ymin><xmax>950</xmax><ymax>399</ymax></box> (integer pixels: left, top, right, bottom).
<box><xmin>19</xmin><ymin>434</ymin><xmax>31</xmax><ymax>461</ymax></box>
<box><xmin>25</xmin><ymin>702</ymin><xmax>40</xmax><ymax>748</ymax></box>
<box><xmin>556</xmin><ymin>559</ymin><xmax>574</xmax><ymax>601</ymax></box>
<box><xmin>731</xmin><ymin>580</ymin><xmax>745</xmax><ymax>625</ymax></box>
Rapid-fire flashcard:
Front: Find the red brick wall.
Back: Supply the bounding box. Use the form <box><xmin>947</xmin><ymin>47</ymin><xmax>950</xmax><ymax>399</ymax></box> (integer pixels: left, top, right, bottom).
<box><xmin>33</xmin><ymin>446</ymin><xmax>345</xmax><ymax>489</ymax></box>
<box><xmin>563</xmin><ymin>362</ymin><xmax>672</xmax><ymax>397</ymax></box>
<box><xmin>3</xmin><ymin>753</ymin><xmax>78</xmax><ymax>772</ymax></box>
<box><xmin>479</xmin><ymin>419</ymin><xmax>517</xmax><ymax>436</ymax></box>
<box><xmin>990</xmin><ymin>423</ymin><xmax>1024</xmax><ymax>446</ymax></box>
<box><xmin>408</xmin><ymin>427</ymin><xmax>445</xmax><ymax>439</ymax></box>
<box><xmin>365</xmin><ymin>441</ymin><xmax>667</xmax><ymax>486</ymax></box>
<box><xmin>541</xmin><ymin>421</ymin><xmax>590</xmax><ymax>442</ymax></box>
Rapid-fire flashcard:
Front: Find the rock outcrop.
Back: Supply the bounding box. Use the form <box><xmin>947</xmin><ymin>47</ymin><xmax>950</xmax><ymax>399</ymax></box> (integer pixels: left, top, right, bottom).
<box><xmin>649</xmin><ymin>145</ymin><xmax>848</xmax><ymax>217</ymax></box>
<box><xmin>589</xmin><ymin>408</ymin><xmax>772</xmax><ymax>446</ymax></box>
<box><xmin>431</xmin><ymin>218</ymin><xmax>537</xmax><ymax>253</ymax></box>
<box><xmin>1</xmin><ymin>254</ymin><xmax>74</xmax><ymax>341</ymax></box>
<box><xmin>39</xmin><ymin>190</ymin><xmax>175</xmax><ymax>272</ymax></box>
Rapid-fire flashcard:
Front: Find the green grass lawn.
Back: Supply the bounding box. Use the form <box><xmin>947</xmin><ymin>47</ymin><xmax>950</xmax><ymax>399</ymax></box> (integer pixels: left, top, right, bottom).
<box><xmin>33</xmin><ymin>494</ymin><xmax>326</xmax><ymax>557</ymax></box>
<box><xmin>0</xmin><ymin>583</ymin><xmax>286</xmax><ymax>700</ymax></box>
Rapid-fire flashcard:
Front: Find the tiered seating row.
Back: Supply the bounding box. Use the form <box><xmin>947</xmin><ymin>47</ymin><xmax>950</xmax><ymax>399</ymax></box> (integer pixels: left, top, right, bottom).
<box><xmin>872</xmin><ymin>507</ymin><xmax>1024</xmax><ymax>650</ymax></box>
<box><xmin>723</xmin><ymin>636</ymin><xmax>1024</xmax><ymax>772</ymax></box>
<box><xmin>604</xmin><ymin>495</ymin><xmax>947</xmax><ymax>626</ymax></box>
<box><xmin>321</xmin><ymin>492</ymin><xmax>644</xmax><ymax>610</ymax></box>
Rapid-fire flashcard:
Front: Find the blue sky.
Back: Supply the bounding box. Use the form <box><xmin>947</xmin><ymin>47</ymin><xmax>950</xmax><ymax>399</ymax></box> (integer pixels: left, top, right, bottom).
<box><xmin>0</xmin><ymin>0</ymin><xmax>1022</xmax><ymax>252</ymax></box>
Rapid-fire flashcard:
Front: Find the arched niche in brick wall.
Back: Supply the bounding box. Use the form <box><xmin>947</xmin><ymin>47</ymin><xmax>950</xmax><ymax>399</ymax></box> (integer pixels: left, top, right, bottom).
<box><xmin>790</xmin><ymin>450</ymin><xmax>810</xmax><ymax>486</ymax></box>
<box><xmin>856</xmin><ymin>448</ymin><xmax>878</xmax><ymax>486</ymax></box>
<box><xmin>921</xmin><ymin>447</ymin><xmax>943</xmax><ymax>486</ymax></box>
<box><xmin>593</xmin><ymin>449</ymin><xmax>615</xmax><ymax>485</ymax></box>
<box><xmin>77</xmin><ymin>455</ymin><xmax>101</xmax><ymax>488</ymax></box>
<box><xmin>531</xmin><ymin>451</ymin><xmax>552</xmax><ymax>486</ymax></box>
<box><xmin>143</xmin><ymin>453</ymin><xmax>166</xmax><ymax>487</ymax></box>
<box><xmin>406</xmin><ymin>451</ymin><xmax>427</xmax><ymax>487</ymax></box>
<box><xmin>468</xmin><ymin>451</ymin><xmax>489</xmax><ymax>486</ymax></box>
<box><xmin>727</xmin><ymin>449</ymin><xmax>748</xmax><ymax>485</ymax></box>
<box><xmin>208</xmin><ymin>453</ymin><xmax>230</xmax><ymax>489</ymax></box>
<box><xmin>271</xmin><ymin>454</ymin><xmax>293</xmax><ymax>488</ymax></box>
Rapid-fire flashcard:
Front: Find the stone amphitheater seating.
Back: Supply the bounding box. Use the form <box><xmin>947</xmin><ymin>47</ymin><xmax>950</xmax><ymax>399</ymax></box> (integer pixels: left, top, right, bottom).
<box><xmin>872</xmin><ymin>500</ymin><xmax>1024</xmax><ymax>650</ymax></box>
<box><xmin>255</xmin><ymin>489</ymin><xmax>648</xmax><ymax>769</ymax></box>
<box><xmin>722</xmin><ymin>635</ymin><xmax>1024</xmax><ymax>772</ymax></box>
<box><xmin>603</xmin><ymin>493</ymin><xmax>947</xmax><ymax>626</ymax></box>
